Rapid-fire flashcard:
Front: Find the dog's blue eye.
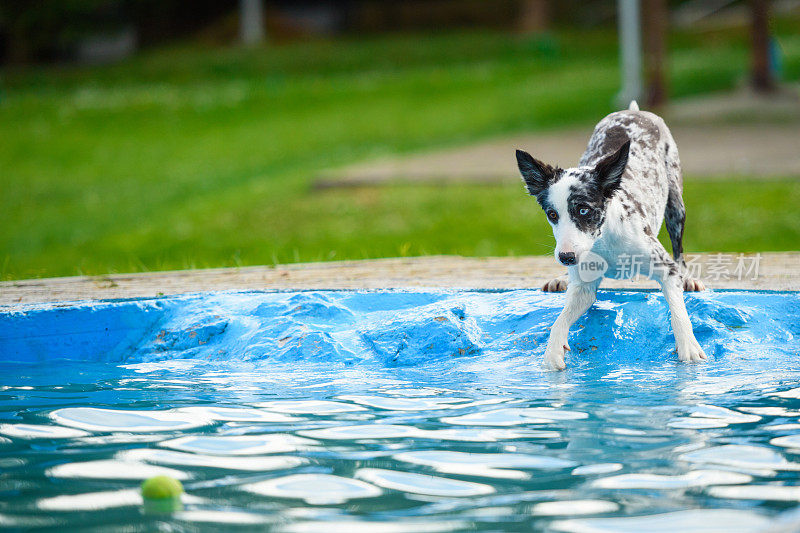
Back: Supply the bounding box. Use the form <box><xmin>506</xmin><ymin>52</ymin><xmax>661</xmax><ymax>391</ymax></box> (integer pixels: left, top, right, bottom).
<box><xmin>579</xmin><ymin>207</ymin><xmax>590</xmax><ymax>216</ymax></box>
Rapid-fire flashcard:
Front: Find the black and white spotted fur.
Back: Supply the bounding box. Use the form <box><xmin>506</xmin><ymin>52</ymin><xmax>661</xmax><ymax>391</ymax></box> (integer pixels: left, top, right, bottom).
<box><xmin>516</xmin><ymin>101</ymin><xmax>706</xmax><ymax>370</ymax></box>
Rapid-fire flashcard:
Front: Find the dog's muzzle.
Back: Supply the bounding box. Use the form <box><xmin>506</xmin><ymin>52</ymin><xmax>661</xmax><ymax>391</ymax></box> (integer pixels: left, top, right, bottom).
<box><xmin>558</xmin><ymin>252</ymin><xmax>577</xmax><ymax>266</ymax></box>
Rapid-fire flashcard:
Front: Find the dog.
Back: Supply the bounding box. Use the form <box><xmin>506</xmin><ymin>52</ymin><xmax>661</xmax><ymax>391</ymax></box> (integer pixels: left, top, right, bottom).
<box><xmin>516</xmin><ymin>101</ymin><xmax>706</xmax><ymax>370</ymax></box>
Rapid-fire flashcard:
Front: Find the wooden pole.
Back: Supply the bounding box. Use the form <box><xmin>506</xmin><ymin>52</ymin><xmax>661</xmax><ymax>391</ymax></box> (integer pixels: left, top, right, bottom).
<box><xmin>518</xmin><ymin>0</ymin><xmax>549</xmax><ymax>33</ymax></box>
<box><xmin>643</xmin><ymin>0</ymin><xmax>668</xmax><ymax>108</ymax></box>
<box><xmin>749</xmin><ymin>0</ymin><xmax>775</xmax><ymax>92</ymax></box>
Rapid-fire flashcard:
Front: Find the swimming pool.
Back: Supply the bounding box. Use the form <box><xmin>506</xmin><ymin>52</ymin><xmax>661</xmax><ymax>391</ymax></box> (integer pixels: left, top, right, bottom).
<box><xmin>1</xmin><ymin>289</ymin><xmax>800</xmax><ymax>531</ymax></box>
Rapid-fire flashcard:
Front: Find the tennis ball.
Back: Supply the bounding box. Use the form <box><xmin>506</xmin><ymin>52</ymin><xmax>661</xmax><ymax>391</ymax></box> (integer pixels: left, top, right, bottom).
<box><xmin>141</xmin><ymin>475</ymin><xmax>184</xmax><ymax>500</ymax></box>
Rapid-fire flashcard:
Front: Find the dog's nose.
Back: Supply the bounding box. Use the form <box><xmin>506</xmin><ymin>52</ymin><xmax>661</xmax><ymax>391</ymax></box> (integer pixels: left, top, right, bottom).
<box><xmin>558</xmin><ymin>252</ymin><xmax>577</xmax><ymax>266</ymax></box>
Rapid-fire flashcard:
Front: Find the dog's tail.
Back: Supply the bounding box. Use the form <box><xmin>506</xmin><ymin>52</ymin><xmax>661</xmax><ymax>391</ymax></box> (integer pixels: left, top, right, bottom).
<box><xmin>628</xmin><ymin>100</ymin><xmax>640</xmax><ymax>111</ymax></box>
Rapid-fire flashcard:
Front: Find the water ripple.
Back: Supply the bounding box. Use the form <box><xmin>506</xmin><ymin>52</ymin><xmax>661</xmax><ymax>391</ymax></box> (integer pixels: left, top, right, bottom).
<box><xmin>254</xmin><ymin>400</ymin><xmax>366</xmax><ymax>414</ymax></box>
<box><xmin>355</xmin><ymin>468</ymin><xmax>494</xmax><ymax>497</ymax></box>
<box><xmin>668</xmin><ymin>404</ymin><xmax>760</xmax><ymax>429</ymax></box>
<box><xmin>770</xmin><ymin>435</ymin><xmax>800</xmax><ymax>449</ymax></box>
<box><xmin>441</xmin><ymin>407</ymin><xmax>587</xmax><ymax>426</ymax></box>
<box><xmin>338</xmin><ymin>395</ymin><xmax>472</xmax><ymax>411</ymax></box>
<box><xmin>680</xmin><ymin>445</ymin><xmax>800</xmax><ymax>472</ymax></box>
<box><xmin>550</xmin><ymin>509</ymin><xmax>771</xmax><ymax>533</ymax></box>
<box><xmin>571</xmin><ymin>463</ymin><xmax>624</xmax><ymax>476</ymax></box>
<box><xmin>299</xmin><ymin>424</ymin><xmax>421</xmax><ymax>440</ymax></box>
<box><xmin>708</xmin><ymin>484</ymin><xmax>800</xmax><ymax>501</ymax></box>
<box><xmin>591</xmin><ymin>469</ymin><xmax>751</xmax><ymax>489</ymax></box>
<box><xmin>37</xmin><ymin>489</ymin><xmax>205</xmax><ymax>511</ymax></box>
<box><xmin>530</xmin><ymin>499</ymin><xmax>619</xmax><ymax>516</ymax></box>
<box><xmin>117</xmin><ymin>448</ymin><xmax>307</xmax><ymax>471</ymax></box>
<box><xmin>242</xmin><ymin>474</ymin><xmax>382</xmax><ymax>505</ymax></box>
<box><xmin>174</xmin><ymin>510</ymin><xmax>270</xmax><ymax>525</ymax></box>
<box><xmin>394</xmin><ymin>450</ymin><xmax>577</xmax><ymax>479</ymax></box>
<box><xmin>0</xmin><ymin>423</ymin><xmax>89</xmax><ymax>439</ymax></box>
<box><xmin>160</xmin><ymin>434</ymin><xmax>317</xmax><ymax>455</ymax></box>
<box><xmin>175</xmin><ymin>406</ymin><xmax>300</xmax><ymax>423</ymax></box>
<box><xmin>51</xmin><ymin>407</ymin><xmax>213</xmax><ymax>432</ymax></box>
<box><xmin>46</xmin><ymin>460</ymin><xmax>190</xmax><ymax>480</ymax></box>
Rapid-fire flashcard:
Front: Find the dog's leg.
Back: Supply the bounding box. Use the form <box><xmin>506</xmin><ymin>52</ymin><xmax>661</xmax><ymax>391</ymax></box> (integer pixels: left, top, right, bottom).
<box><xmin>662</xmin><ymin>275</ymin><xmax>706</xmax><ymax>362</ymax></box>
<box><xmin>650</xmin><ymin>241</ymin><xmax>707</xmax><ymax>363</ymax></box>
<box><xmin>664</xmin><ymin>146</ymin><xmax>704</xmax><ymax>292</ymax></box>
<box><xmin>543</xmin><ymin>278</ymin><xmax>599</xmax><ymax>369</ymax></box>
<box><xmin>542</xmin><ymin>273</ymin><xmax>568</xmax><ymax>292</ymax></box>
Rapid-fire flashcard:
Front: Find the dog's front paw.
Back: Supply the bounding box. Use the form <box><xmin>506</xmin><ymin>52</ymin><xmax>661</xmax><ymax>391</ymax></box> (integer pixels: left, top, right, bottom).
<box><xmin>542</xmin><ymin>277</ymin><xmax>568</xmax><ymax>292</ymax></box>
<box><xmin>683</xmin><ymin>278</ymin><xmax>706</xmax><ymax>292</ymax></box>
<box><xmin>543</xmin><ymin>342</ymin><xmax>568</xmax><ymax>370</ymax></box>
<box><xmin>677</xmin><ymin>338</ymin><xmax>707</xmax><ymax>363</ymax></box>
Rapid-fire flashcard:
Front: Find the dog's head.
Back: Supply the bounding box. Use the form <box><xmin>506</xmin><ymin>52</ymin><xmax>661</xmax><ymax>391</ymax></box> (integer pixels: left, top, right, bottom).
<box><xmin>516</xmin><ymin>140</ymin><xmax>630</xmax><ymax>266</ymax></box>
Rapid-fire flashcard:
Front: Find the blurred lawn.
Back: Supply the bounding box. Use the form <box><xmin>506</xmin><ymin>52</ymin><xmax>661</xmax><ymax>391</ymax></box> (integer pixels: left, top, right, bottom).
<box><xmin>2</xmin><ymin>26</ymin><xmax>799</xmax><ymax>280</ymax></box>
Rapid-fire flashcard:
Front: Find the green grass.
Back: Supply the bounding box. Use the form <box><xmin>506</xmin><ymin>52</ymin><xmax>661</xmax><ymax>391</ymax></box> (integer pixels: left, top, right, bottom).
<box><xmin>2</xmin><ymin>26</ymin><xmax>799</xmax><ymax>280</ymax></box>
<box><xmin>121</xmin><ymin>178</ymin><xmax>800</xmax><ymax>265</ymax></box>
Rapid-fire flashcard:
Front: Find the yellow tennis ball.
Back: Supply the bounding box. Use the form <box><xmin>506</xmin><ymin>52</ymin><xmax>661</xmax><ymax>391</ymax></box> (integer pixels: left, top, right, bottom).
<box><xmin>141</xmin><ymin>475</ymin><xmax>184</xmax><ymax>500</ymax></box>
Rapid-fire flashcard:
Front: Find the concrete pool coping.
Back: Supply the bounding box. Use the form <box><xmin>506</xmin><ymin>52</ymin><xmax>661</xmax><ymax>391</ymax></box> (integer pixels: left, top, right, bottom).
<box><xmin>1</xmin><ymin>253</ymin><xmax>798</xmax><ymax>308</ymax></box>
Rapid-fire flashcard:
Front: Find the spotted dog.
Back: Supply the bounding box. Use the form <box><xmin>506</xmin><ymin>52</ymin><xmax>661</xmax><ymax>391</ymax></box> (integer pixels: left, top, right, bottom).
<box><xmin>516</xmin><ymin>101</ymin><xmax>706</xmax><ymax>370</ymax></box>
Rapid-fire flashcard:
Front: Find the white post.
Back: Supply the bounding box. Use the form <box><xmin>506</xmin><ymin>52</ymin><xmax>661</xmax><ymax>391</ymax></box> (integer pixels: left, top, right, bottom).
<box><xmin>240</xmin><ymin>0</ymin><xmax>265</xmax><ymax>46</ymax></box>
<box><xmin>617</xmin><ymin>0</ymin><xmax>643</xmax><ymax>107</ymax></box>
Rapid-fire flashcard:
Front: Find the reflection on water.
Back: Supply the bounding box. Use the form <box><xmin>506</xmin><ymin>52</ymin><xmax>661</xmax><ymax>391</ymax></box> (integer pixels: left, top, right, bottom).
<box><xmin>355</xmin><ymin>468</ymin><xmax>495</xmax><ymax>497</ymax></box>
<box><xmin>1</xmin><ymin>289</ymin><xmax>800</xmax><ymax>530</ymax></box>
<box><xmin>549</xmin><ymin>509</ymin><xmax>773</xmax><ymax>532</ymax></box>
<box><xmin>243</xmin><ymin>473</ymin><xmax>384</xmax><ymax>505</ymax></box>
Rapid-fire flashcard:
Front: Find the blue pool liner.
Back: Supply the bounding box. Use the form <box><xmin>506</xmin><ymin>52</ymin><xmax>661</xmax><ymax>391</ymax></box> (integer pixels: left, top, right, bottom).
<box><xmin>2</xmin><ymin>289</ymin><xmax>798</xmax><ymax>368</ymax></box>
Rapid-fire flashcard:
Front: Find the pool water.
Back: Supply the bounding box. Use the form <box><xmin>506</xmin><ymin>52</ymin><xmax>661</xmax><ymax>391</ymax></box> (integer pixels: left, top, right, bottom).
<box><xmin>1</xmin><ymin>289</ymin><xmax>800</xmax><ymax>531</ymax></box>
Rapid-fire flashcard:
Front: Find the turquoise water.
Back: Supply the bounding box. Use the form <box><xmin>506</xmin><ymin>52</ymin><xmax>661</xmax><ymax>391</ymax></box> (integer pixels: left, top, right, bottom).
<box><xmin>1</xmin><ymin>289</ymin><xmax>800</xmax><ymax>531</ymax></box>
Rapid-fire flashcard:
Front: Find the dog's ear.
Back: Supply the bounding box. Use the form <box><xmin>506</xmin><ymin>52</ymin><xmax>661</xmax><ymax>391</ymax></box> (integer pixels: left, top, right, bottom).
<box><xmin>594</xmin><ymin>140</ymin><xmax>630</xmax><ymax>199</ymax></box>
<box><xmin>516</xmin><ymin>149</ymin><xmax>557</xmax><ymax>196</ymax></box>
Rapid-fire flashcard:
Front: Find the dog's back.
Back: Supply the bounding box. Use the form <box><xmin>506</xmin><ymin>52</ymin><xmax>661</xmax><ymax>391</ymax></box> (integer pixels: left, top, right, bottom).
<box><xmin>580</xmin><ymin>102</ymin><xmax>681</xmax><ymax>235</ymax></box>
